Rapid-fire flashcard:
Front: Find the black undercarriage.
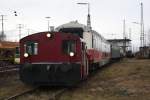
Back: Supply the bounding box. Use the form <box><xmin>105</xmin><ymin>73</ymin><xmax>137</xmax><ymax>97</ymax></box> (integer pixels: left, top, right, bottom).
<box><xmin>20</xmin><ymin>63</ymin><xmax>81</xmax><ymax>86</ymax></box>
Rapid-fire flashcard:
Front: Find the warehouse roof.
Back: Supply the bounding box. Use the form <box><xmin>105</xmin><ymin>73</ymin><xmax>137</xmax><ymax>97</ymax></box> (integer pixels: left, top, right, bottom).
<box><xmin>0</xmin><ymin>41</ymin><xmax>19</xmax><ymax>49</ymax></box>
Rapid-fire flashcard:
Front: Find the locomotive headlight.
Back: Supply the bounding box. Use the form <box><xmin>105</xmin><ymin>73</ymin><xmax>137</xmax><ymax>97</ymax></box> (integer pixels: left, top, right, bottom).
<box><xmin>24</xmin><ymin>53</ymin><xmax>29</xmax><ymax>58</ymax></box>
<box><xmin>69</xmin><ymin>52</ymin><xmax>75</xmax><ymax>57</ymax></box>
<box><xmin>46</xmin><ymin>33</ymin><xmax>51</xmax><ymax>38</ymax></box>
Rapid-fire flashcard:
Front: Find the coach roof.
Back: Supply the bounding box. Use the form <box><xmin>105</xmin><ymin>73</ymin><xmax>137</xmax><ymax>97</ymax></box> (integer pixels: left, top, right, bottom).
<box><xmin>55</xmin><ymin>21</ymin><xmax>88</xmax><ymax>32</ymax></box>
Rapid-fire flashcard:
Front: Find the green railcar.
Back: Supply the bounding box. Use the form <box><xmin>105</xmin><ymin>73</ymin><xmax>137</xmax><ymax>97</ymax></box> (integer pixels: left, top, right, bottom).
<box><xmin>0</xmin><ymin>48</ymin><xmax>15</xmax><ymax>66</ymax></box>
<box><xmin>14</xmin><ymin>46</ymin><xmax>20</xmax><ymax>64</ymax></box>
<box><xmin>0</xmin><ymin>47</ymin><xmax>20</xmax><ymax>65</ymax></box>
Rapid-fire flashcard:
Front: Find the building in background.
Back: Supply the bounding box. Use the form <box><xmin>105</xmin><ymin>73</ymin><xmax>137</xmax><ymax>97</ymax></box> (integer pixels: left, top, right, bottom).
<box><xmin>107</xmin><ymin>39</ymin><xmax>131</xmax><ymax>57</ymax></box>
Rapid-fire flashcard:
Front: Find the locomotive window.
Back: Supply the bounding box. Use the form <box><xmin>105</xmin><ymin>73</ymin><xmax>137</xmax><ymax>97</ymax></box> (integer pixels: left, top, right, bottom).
<box><xmin>24</xmin><ymin>44</ymin><xmax>26</xmax><ymax>53</ymax></box>
<box><xmin>34</xmin><ymin>43</ymin><xmax>38</xmax><ymax>55</ymax></box>
<box><xmin>62</xmin><ymin>40</ymin><xmax>76</xmax><ymax>55</ymax></box>
<box><xmin>24</xmin><ymin>42</ymin><xmax>38</xmax><ymax>55</ymax></box>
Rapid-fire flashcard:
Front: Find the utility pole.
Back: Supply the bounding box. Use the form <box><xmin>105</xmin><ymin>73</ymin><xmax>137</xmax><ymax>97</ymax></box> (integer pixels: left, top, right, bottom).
<box><xmin>148</xmin><ymin>29</ymin><xmax>150</xmax><ymax>47</ymax></box>
<box><xmin>77</xmin><ymin>2</ymin><xmax>93</xmax><ymax>48</ymax></box>
<box><xmin>123</xmin><ymin>19</ymin><xmax>126</xmax><ymax>56</ymax></box>
<box><xmin>140</xmin><ymin>2</ymin><xmax>146</xmax><ymax>57</ymax></box>
<box><xmin>129</xmin><ymin>28</ymin><xmax>132</xmax><ymax>40</ymax></box>
<box><xmin>0</xmin><ymin>15</ymin><xmax>6</xmax><ymax>41</ymax></box>
<box><xmin>77</xmin><ymin>3</ymin><xmax>92</xmax><ymax>31</ymax></box>
<box><xmin>18</xmin><ymin>24</ymin><xmax>23</xmax><ymax>40</ymax></box>
<box><xmin>109</xmin><ymin>33</ymin><xmax>116</xmax><ymax>39</ymax></box>
<box><xmin>27</xmin><ymin>29</ymin><xmax>30</xmax><ymax>36</ymax></box>
<box><xmin>123</xmin><ymin>19</ymin><xmax>126</xmax><ymax>39</ymax></box>
<box><xmin>129</xmin><ymin>28</ymin><xmax>132</xmax><ymax>51</ymax></box>
<box><xmin>86</xmin><ymin>3</ymin><xmax>92</xmax><ymax>31</ymax></box>
<box><xmin>45</xmin><ymin>17</ymin><xmax>51</xmax><ymax>31</ymax></box>
<box><xmin>140</xmin><ymin>2</ymin><xmax>145</xmax><ymax>47</ymax></box>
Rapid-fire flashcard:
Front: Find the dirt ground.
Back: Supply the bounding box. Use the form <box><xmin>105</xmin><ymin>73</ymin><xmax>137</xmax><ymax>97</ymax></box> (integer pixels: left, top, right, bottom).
<box><xmin>0</xmin><ymin>58</ymin><xmax>150</xmax><ymax>100</ymax></box>
<box><xmin>0</xmin><ymin>73</ymin><xmax>32</xmax><ymax>100</ymax></box>
<box><xmin>60</xmin><ymin>58</ymin><xmax>150</xmax><ymax>100</ymax></box>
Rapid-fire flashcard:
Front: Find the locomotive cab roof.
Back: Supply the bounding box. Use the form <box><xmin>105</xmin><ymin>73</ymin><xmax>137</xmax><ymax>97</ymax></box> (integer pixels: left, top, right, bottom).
<box><xmin>55</xmin><ymin>21</ymin><xmax>108</xmax><ymax>42</ymax></box>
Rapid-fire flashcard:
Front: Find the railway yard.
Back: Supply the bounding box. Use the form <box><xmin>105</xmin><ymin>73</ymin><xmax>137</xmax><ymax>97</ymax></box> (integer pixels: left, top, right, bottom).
<box><xmin>0</xmin><ymin>58</ymin><xmax>150</xmax><ymax>100</ymax></box>
<box><xmin>1</xmin><ymin>0</ymin><xmax>150</xmax><ymax>100</ymax></box>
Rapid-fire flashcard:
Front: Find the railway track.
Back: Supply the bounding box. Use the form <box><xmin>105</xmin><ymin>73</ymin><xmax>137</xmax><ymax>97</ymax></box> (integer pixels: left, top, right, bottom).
<box><xmin>0</xmin><ymin>68</ymin><xmax>18</xmax><ymax>74</ymax></box>
<box><xmin>0</xmin><ymin>64</ymin><xmax>19</xmax><ymax>73</ymax></box>
<box><xmin>5</xmin><ymin>86</ymin><xmax>39</xmax><ymax>100</ymax></box>
<box><xmin>48</xmin><ymin>88</ymin><xmax>67</xmax><ymax>100</ymax></box>
<box><xmin>5</xmin><ymin>86</ymin><xmax>67</xmax><ymax>100</ymax></box>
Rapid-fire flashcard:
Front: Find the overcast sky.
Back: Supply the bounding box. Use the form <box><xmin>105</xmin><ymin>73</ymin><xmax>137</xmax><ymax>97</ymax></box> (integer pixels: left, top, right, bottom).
<box><xmin>0</xmin><ymin>0</ymin><xmax>150</xmax><ymax>50</ymax></box>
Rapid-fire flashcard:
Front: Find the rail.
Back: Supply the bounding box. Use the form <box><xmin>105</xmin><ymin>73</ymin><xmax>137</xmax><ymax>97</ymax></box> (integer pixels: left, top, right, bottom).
<box><xmin>5</xmin><ymin>87</ymin><xmax>39</xmax><ymax>100</ymax></box>
<box><xmin>5</xmin><ymin>86</ymin><xmax>67</xmax><ymax>100</ymax></box>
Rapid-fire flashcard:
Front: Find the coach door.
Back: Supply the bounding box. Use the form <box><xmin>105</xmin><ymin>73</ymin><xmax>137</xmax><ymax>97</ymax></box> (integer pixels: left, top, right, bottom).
<box><xmin>81</xmin><ymin>42</ymin><xmax>88</xmax><ymax>79</ymax></box>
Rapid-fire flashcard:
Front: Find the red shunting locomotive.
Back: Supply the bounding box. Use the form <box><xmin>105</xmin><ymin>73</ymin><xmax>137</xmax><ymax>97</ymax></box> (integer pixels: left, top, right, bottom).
<box><xmin>20</xmin><ymin>32</ymin><xmax>89</xmax><ymax>85</ymax></box>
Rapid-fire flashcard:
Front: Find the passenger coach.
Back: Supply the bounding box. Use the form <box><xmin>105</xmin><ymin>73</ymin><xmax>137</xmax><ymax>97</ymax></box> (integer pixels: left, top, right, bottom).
<box><xmin>56</xmin><ymin>21</ymin><xmax>111</xmax><ymax>69</ymax></box>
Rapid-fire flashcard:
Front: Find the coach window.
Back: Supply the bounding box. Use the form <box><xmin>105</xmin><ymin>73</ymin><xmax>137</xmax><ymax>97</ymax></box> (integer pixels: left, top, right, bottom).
<box><xmin>62</xmin><ymin>40</ymin><xmax>76</xmax><ymax>55</ymax></box>
<box><xmin>24</xmin><ymin>42</ymin><xmax>38</xmax><ymax>55</ymax></box>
